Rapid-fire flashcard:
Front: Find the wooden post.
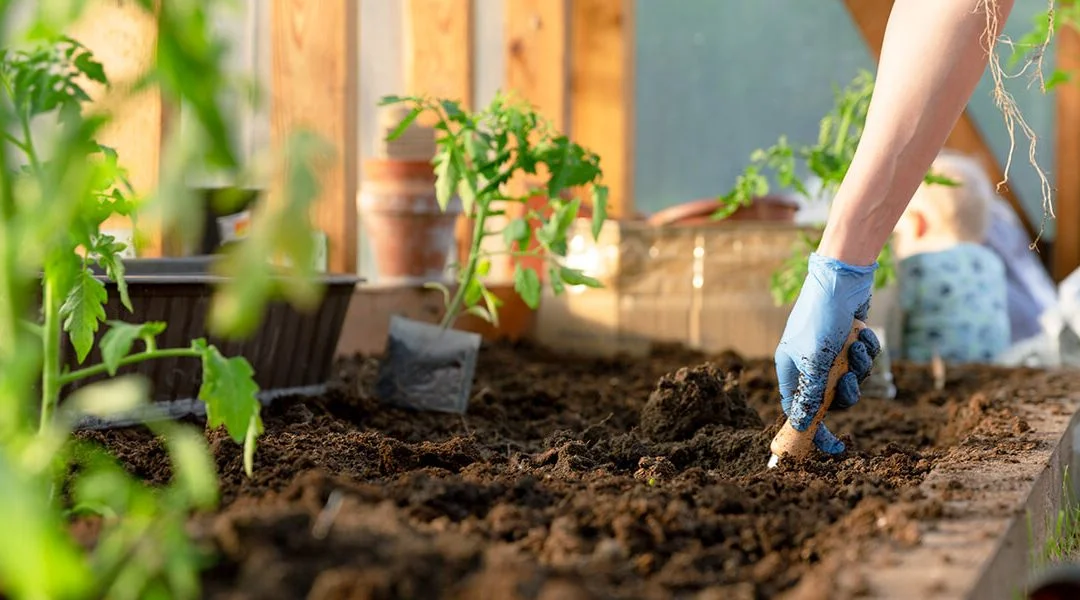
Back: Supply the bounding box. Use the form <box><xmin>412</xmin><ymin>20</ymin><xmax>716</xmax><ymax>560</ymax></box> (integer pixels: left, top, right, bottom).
<box><xmin>404</xmin><ymin>0</ymin><xmax>473</xmax><ymax>114</ymax></box>
<box><xmin>843</xmin><ymin>0</ymin><xmax>1038</xmax><ymax>241</ymax></box>
<box><xmin>1055</xmin><ymin>24</ymin><xmax>1080</xmax><ymax>280</ymax></box>
<box><xmin>570</xmin><ymin>0</ymin><xmax>634</xmax><ymax>217</ymax></box>
<box><xmin>505</xmin><ymin>0</ymin><xmax>569</xmax><ymax>131</ymax></box>
<box><xmin>269</xmin><ymin>0</ymin><xmax>359</xmax><ymax>274</ymax></box>
<box><xmin>68</xmin><ymin>0</ymin><xmax>166</xmax><ymax>256</ymax></box>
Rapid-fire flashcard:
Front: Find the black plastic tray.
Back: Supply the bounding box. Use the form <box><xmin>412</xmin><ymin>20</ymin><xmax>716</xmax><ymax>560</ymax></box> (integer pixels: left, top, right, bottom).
<box><xmin>60</xmin><ymin>257</ymin><xmax>360</xmax><ymax>408</ymax></box>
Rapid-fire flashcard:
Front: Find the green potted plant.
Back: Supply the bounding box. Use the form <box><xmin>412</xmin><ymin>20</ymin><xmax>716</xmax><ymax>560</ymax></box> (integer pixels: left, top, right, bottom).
<box><xmin>372</xmin><ymin>91</ymin><xmax>609</xmax><ymax>412</ymax></box>
<box><xmin>714</xmin><ymin>70</ymin><xmax>956</xmax><ymax>305</ymax></box>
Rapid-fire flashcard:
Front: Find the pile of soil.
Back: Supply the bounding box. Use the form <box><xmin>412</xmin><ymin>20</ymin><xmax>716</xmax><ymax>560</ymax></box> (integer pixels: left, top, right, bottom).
<box><xmin>79</xmin><ymin>342</ymin><xmax>1078</xmax><ymax>599</ymax></box>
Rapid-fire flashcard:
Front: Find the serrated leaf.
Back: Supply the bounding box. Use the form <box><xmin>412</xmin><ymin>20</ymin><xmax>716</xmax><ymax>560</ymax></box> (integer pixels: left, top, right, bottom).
<box><xmin>99</xmin><ymin>321</ymin><xmax>166</xmax><ymax>375</ymax></box>
<box><xmin>559</xmin><ymin>267</ymin><xmax>602</xmax><ymax>288</ymax></box>
<box><xmin>194</xmin><ymin>339</ymin><xmax>263</xmax><ymax>475</ymax></box>
<box><xmin>59</xmin><ymin>268</ymin><xmax>108</xmax><ymax>363</ymax></box>
<box><xmin>93</xmin><ymin>237</ymin><xmax>131</xmax><ymax>312</ymax></box>
<box><xmin>513</xmin><ymin>265</ymin><xmax>541</xmax><ymax>309</ymax></box>
<box><xmin>591</xmin><ymin>185</ymin><xmax>608</xmax><ymax>241</ymax></box>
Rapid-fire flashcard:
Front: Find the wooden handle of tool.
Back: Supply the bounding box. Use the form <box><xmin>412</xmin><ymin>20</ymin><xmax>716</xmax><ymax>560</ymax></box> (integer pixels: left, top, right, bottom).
<box><xmin>769</xmin><ymin>319</ymin><xmax>866</xmax><ymax>461</ymax></box>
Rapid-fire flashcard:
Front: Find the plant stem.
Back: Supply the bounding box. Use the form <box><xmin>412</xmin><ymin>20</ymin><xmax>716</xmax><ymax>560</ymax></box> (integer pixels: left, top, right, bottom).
<box><xmin>58</xmin><ymin>348</ymin><xmax>201</xmax><ymax>386</ymax></box>
<box><xmin>38</xmin><ymin>277</ymin><xmax>60</xmax><ymax>431</ymax></box>
<box><xmin>440</xmin><ymin>202</ymin><xmax>490</xmax><ymax>329</ymax></box>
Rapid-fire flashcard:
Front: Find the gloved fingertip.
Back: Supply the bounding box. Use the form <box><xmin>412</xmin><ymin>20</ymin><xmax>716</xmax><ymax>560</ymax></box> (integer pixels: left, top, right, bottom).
<box><xmin>833</xmin><ymin>371</ymin><xmax>861</xmax><ymax>409</ymax></box>
<box><xmin>858</xmin><ymin>327</ymin><xmax>881</xmax><ymax>359</ymax></box>
<box><xmin>814</xmin><ymin>423</ymin><xmax>846</xmax><ymax>455</ymax></box>
<box><xmin>847</xmin><ymin>341</ymin><xmax>873</xmax><ymax>380</ymax></box>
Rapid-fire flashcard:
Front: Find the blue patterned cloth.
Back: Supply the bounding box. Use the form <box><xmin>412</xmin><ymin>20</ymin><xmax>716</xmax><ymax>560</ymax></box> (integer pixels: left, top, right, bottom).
<box><xmin>896</xmin><ymin>243</ymin><xmax>1011</xmax><ymax>363</ymax></box>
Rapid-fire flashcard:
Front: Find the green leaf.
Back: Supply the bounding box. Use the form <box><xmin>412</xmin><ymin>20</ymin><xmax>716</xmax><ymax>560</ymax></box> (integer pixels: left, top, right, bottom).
<box><xmin>555</xmin><ymin>197</ymin><xmax>581</xmax><ymax>232</ymax></box>
<box><xmin>434</xmin><ymin>149</ymin><xmax>459</xmax><ymax>211</ymax></box>
<box><xmin>455</xmin><ymin>175</ymin><xmax>476</xmax><ymax>215</ymax></box>
<box><xmin>73</xmin><ymin>50</ymin><xmax>106</xmax><ymax>83</ymax></box>
<box><xmin>59</xmin><ymin>268</ymin><xmax>108</xmax><ymax>363</ymax></box>
<box><xmin>62</xmin><ymin>375</ymin><xmax>148</xmax><ymax>423</ymax></box>
<box><xmin>559</xmin><ymin>267</ymin><xmax>602</xmax><ymax>288</ymax></box>
<box><xmin>423</xmin><ymin>281</ymin><xmax>452</xmax><ymax>306</ymax></box>
<box><xmin>386</xmin><ymin>105</ymin><xmax>422</xmax><ymax>141</ymax></box>
<box><xmin>193</xmin><ymin>339</ymin><xmax>263</xmax><ymax>476</ymax></box>
<box><xmin>476</xmin><ymin>257</ymin><xmax>492</xmax><ymax>277</ymax></box>
<box><xmin>99</xmin><ymin>321</ymin><xmax>166</xmax><ymax>376</ymax></box>
<box><xmin>465</xmin><ymin>305</ymin><xmax>494</xmax><ymax>324</ymax></box>
<box><xmin>463</xmin><ymin>278</ymin><xmax>483</xmax><ymax>306</ymax></box>
<box><xmin>1046</xmin><ymin>69</ymin><xmax>1072</xmax><ymax>91</ymax></box>
<box><xmin>379</xmin><ymin>94</ymin><xmax>405</xmax><ymax>105</ymax></box>
<box><xmin>591</xmin><ymin>185</ymin><xmax>608</xmax><ymax>241</ymax></box>
<box><xmin>160</xmin><ymin>424</ymin><xmax>219</xmax><ymax>510</ymax></box>
<box><xmin>503</xmin><ymin>218</ymin><xmax>530</xmax><ymax>249</ymax></box>
<box><xmin>91</xmin><ymin>235</ymin><xmax>132</xmax><ymax>312</ymax></box>
<box><xmin>480</xmin><ymin>286</ymin><xmax>502</xmax><ymax>327</ymax></box>
<box><xmin>513</xmin><ymin>265</ymin><xmax>541</xmax><ymax>309</ymax></box>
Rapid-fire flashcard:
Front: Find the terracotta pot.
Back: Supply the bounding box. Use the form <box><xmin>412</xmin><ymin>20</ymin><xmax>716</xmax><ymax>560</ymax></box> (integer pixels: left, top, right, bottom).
<box><xmin>359</xmin><ymin>159</ymin><xmax>461</xmax><ymax>283</ymax></box>
<box><xmin>647</xmin><ymin>195</ymin><xmax>799</xmax><ymax>228</ymax></box>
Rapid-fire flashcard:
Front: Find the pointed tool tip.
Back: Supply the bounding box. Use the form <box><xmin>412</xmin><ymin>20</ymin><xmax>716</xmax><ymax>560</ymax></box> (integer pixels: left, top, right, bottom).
<box><xmin>767</xmin><ymin>454</ymin><xmax>779</xmax><ymax>469</ymax></box>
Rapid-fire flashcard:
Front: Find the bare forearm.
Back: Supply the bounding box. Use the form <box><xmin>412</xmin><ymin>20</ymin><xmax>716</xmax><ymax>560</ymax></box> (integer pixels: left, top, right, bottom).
<box><xmin>818</xmin><ymin>0</ymin><xmax>1015</xmax><ymax>265</ymax></box>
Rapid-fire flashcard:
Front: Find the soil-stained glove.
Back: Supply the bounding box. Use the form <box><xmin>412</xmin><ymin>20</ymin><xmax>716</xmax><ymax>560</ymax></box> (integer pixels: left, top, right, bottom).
<box><xmin>775</xmin><ymin>253</ymin><xmax>882</xmax><ymax>455</ymax></box>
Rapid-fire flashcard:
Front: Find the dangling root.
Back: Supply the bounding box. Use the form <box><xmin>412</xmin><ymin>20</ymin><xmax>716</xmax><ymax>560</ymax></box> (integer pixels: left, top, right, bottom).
<box><xmin>978</xmin><ymin>0</ymin><xmax>1057</xmax><ymax>249</ymax></box>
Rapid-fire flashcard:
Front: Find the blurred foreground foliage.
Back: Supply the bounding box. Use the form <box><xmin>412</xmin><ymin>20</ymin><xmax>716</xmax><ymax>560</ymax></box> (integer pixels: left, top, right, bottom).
<box><xmin>0</xmin><ymin>1</ymin><xmax>334</xmax><ymax>598</ymax></box>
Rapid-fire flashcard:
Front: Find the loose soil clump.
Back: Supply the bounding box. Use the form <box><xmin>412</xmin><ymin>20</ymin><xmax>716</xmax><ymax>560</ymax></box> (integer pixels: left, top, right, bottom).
<box><xmin>78</xmin><ymin>341</ymin><xmax>1080</xmax><ymax>599</ymax></box>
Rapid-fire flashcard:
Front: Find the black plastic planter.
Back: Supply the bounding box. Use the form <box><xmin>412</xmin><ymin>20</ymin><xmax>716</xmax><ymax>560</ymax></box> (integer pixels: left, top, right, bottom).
<box><xmin>60</xmin><ymin>257</ymin><xmax>360</xmax><ymax>423</ymax></box>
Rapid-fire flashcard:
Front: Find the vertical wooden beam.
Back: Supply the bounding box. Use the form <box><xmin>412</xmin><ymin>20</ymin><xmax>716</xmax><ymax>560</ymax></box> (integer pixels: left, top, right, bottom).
<box><xmin>404</xmin><ymin>0</ymin><xmax>473</xmax><ymax>114</ymax></box>
<box><xmin>1055</xmin><ymin>23</ymin><xmax>1080</xmax><ymax>280</ymax></box>
<box><xmin>570</xmin><ymin>0</ymin><xmax>634</xmax><ymax>217</ymax></box>
<box><xmin>843</xmin><ymin>0</ymin><xmax>1037</xmax><ymax>241</ymax></box>
<box><xmin>504</xmin><ymin>0</ymin><xmax>569</xmax><ymax>131</ymax></box>
<box><xmin>270</xmin><ymin>0</ymin><xmax>359</xmax><ymax>274</ymax></box>
<box><xmin>68</xmin><ymin>0</ymin><xmax>166</xmax><ymax>256</ymax></box>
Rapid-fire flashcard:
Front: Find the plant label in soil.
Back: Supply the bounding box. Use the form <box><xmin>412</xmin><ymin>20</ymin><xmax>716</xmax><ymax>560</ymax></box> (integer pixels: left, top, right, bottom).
<box><xmin>375</xmin><ymin>315</ymin><xmax>480</xmax><ymax>414</ymax></box>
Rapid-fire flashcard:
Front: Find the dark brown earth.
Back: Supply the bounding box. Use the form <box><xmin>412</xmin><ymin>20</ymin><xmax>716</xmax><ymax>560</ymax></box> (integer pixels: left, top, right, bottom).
<box><xmin>78</xmin><ymin>342</ymin><xmax>1080</xmax><ymax>599</ymax></box>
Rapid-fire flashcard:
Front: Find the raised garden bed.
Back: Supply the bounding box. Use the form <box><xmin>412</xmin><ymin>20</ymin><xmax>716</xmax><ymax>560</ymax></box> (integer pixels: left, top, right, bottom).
<box><xmin>74</xmin><ymin>342</ymin><xmax>1080</xmax><ymax>599</ymax></box>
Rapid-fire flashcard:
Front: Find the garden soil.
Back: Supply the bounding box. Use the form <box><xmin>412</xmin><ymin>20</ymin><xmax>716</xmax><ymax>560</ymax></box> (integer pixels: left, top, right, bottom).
<box><xmin>79</xmin><ymin>342</ymin><xmax>1080</xmax><ymax>599</ymax></box>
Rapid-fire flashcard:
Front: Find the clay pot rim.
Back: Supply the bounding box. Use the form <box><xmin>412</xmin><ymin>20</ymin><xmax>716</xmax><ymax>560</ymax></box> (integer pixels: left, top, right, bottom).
<box><xmin>646</xmin><ymin>195</ymin><xmax>799</xmax><ymax>227</ymax></box>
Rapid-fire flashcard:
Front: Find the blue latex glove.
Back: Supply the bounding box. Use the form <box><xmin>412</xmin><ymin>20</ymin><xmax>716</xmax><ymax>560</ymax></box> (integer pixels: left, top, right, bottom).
<box><xmin>775</xmin><ymin>253</ymin><xmax>882</xmax><ymax>455</ymax></box>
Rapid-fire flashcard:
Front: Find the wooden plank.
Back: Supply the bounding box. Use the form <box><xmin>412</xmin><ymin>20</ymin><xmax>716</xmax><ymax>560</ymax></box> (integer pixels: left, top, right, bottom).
<box><xmin>504</xmin><ymin>0</ymin><xmax>569</xmax><ymax>131</ymax></box>
<box><xmin>404</xmin><ymin>0</ymin><xmax>473</xmax><ymax>117</ymax></box>
<box><xmin>68</xmin><ymin>0</ymin><xmax>166</xmax><ymax>256</ymax></box>
<box><xmin>570</xmin><ymin>0</ymin><xmax>634</xmax><ymax>217</ymax></box>
<box><xmin>269</xmin><ymin>0</ymin><xmax>359</xmax><ymax>274</ymax></box>
<box><xmin>1054</xmin><ymin>22</ymin><xmax>1080</xmax><ymax>280</ymax></box>
<box><xmin>842</xmin><ymin>0</ymin><xmax>1038</xmax><ymax>241</ymax></box>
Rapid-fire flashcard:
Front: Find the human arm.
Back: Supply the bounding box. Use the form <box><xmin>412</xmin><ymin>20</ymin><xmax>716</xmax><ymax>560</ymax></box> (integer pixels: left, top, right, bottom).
<box><xmin>776</xmin><ymin>0</ymin><xmax>1016</xmax><ymax>454</ymax></box>
<box><xmin>818</xmin><ymin>0</ymin><xmax>1015</xmax><ymax>264</ymax></box>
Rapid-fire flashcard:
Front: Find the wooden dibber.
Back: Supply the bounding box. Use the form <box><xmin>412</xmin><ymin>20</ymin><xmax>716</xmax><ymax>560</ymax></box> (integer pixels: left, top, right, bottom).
<box><xmin>767</xmin><ymin>319</ymin><xmax>866</xmax><ymax>469</ymax></box>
